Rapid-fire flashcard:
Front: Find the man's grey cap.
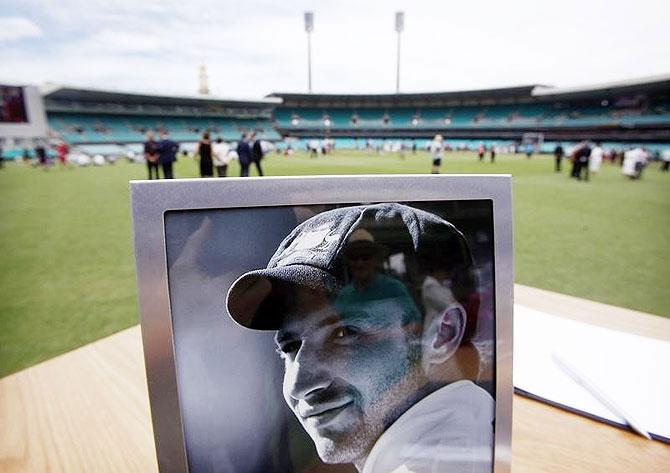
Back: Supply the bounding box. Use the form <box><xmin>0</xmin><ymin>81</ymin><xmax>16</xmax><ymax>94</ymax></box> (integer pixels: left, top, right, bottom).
<box><xmin>226</xmin><ymin>202</ymin><xmax>471</xmax><ymax>330</ymax></box>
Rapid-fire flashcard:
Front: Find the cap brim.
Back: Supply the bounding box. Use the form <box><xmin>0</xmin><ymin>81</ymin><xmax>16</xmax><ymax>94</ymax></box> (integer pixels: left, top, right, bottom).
<box><xmin>226</xmin><ymin>265</ymin><xmax>338</xmax><ymax>330</ymax></box>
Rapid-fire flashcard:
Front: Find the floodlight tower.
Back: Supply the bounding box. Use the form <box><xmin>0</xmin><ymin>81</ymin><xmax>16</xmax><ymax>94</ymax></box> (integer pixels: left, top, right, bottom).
<box><xmin>395</xmin><ymin>12</ymin><xmax>404</xmax><ymax>94</ymax></box>
<box><xmin>305</xmin><ymin>11</ymin><xmax>314</xmax><ymax>93</ymax></box>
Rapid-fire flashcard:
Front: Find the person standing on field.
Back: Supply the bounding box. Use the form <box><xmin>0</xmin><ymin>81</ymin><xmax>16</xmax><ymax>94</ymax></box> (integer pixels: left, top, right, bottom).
<box><xmin>525</xmin><ymin>142</ymin><xmax>533</xmax><ymax>158</ymax></box>
<box><xmin>661</xmin><ymin>149</ymin><xmax>670</xmax><ymax>172</ymax></box>
<box><xmin>589</xmin><ymin>142</ymin><xmax>604</xmax><ymax>176</ymax></box>
<box><xmin>553</xmin><ymin>143</ymin><xmax>564</xmax><ymax>172</ymax></box>
<box><xmin>56</xmin><ymin>140</ymin><xmax>69</xmax><ymax>167</ymax></box>
<box><xmin>35</xmin><ymin>142</ymin><xmax>48</xmax><ymax>169</ymax></box>
<box><xmin>571</xmin><ymin>142</ymin><xmax>591</xmax><ymax>181</ymax></box>
<box><xmin>251</xmin><ymin>132</ymin><xmax>265</xmax><ymax>176</ymax></box>
<box><xmin>308</xmin><ymin>138</ymin><xmax>319</xmax><ymax>158</ymax></box>
<box><xmin>212</xmin><ymin>138</ymin><xmax>231</xmax><ymax>177</ymax></box>
<box><xmin>144</xmin><ymin>131</ymin><xmax>160</xmax><ymax>179</ymax></box>
<box><xmin>236</xmin><ymin>133</ymin><xmax>253</xmax><ymax>177</ymax></box>
<box><xmin>429</xmin><ymin>134</ymin><xmax>444</xmax><ymax>174</ymax></box>
<box><xmin>158</xmin><ymin>131</ymin><xmax>179</xmax><ymax>179</ymax></box>
<box><xmin>196</xmin><ymin>131</ymin><xmax>214</xmax><ymax>178</ymax></box>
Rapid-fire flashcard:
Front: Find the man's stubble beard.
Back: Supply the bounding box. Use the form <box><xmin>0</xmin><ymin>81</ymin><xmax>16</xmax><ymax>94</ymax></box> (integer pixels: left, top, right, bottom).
<box><xmin>312</xmin><ymin>334</ymin><xmax>427</xmax><ymax>467</ymax></box>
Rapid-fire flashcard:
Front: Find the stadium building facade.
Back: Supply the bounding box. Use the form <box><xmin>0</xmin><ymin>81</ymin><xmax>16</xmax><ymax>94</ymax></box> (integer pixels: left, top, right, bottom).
<box><xmin>41</xmin><ymin>85</ymin><xmax>281</xmax><ymax>156</ymax></box>
<box><xmin>3</xmin><ymin>75</ymin><xmax>669</xmax><ymax>158</ymax></box>
<box><xmin>269</xmin><ymin>75</ymin><xmax>670</xmax><ymax>147</ymax></box>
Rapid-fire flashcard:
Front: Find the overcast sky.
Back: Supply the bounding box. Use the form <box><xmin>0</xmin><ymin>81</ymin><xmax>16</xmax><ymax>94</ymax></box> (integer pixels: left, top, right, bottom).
<box><xmin>1</xmin><ymin>0</ymin><xmax>669</xmax><ymax>98</ymax></box>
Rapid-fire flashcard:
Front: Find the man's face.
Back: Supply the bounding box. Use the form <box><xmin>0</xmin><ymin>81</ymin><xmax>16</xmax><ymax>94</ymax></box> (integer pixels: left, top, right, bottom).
<box><xmin>347</xmin><ymin>253</ymin><xmax>377</xmax><ymax>285</ymax></box>
<box><xmin>274</xmin><ymin>286</ymin><xmax>424</xmax><ymax>465</ymax></box>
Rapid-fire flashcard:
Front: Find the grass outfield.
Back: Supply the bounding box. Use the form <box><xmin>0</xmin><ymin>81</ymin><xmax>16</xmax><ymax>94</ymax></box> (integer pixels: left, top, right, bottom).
<box><xmin>1</xmin><ymin>150</ymin><xmax>668</xmax><ymax>377</ymax></box>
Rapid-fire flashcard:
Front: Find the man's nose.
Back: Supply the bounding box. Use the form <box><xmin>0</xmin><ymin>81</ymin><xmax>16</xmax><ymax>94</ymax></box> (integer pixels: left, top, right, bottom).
<box><xmin>286</xmin><ymin>344</ymin><xmax>332</xmax><ymax>400</ymax></box>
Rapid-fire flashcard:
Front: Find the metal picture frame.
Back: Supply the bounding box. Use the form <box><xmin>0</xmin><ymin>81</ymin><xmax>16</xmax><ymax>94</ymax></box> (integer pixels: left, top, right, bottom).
<box><xmin>130</xmin><ymin>174</ymin><xmax>513</xmax><ymax>473</ymax></box>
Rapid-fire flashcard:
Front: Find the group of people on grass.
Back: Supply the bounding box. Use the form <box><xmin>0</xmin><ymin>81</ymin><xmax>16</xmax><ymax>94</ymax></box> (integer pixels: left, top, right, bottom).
<box><xmin>143</xmin><ymin>131</ymin><xmax>265</xmax><ymax>180</ymax></box>
<box><xmin>7</xmin><ymin>140</ymin><xmax>73</xmax><ymax>169</ymax></box>
<box><xmin>195</xmin><ymin>131</ymin><xmax>264</xmax><ymax>178</ymax></box>
<box><xmin>428</xmin><ymin>133</ymin><xmax>667</xmax><ymax>179</ymax></box>
<box><xmin>143</xmin><ymin>131</ymin><xmax>178</xmax><ymax>179</ymax></box>
<box><xmin>431</xmin><ymin>135</ymin><xmax>507</xmax><ymax>173</ymax></box>
<box><xmin>553</xmin><ymin>142</ymin><xmax>663</xmax><ymax>181</ymax></box>
<box><xmin>429</xmin><ymin>135</ymin><xmax>496</xmax><ymax>173</ymax></box>
<box><xmin>137</xmin><ymin>131</ymin><xmax>670</xmax><ymax>181</ymax></box>
<box><xmin>552</xmin><ymin>142</ymin><xmax>604</xmax><ymax>181</ymax></box>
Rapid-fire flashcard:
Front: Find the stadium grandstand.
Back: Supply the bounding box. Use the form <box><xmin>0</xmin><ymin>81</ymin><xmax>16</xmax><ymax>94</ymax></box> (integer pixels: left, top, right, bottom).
<box><xmin>41</xmin><ymin>85</ymin><xmax>281</xmax><ymax>157</ymax></box>
<box><xmin>269</xmin><ymin>74</ymin><xmax>670</xmax><ymax>152</ymax></box>
<box><xmin>2</xmin><ymin>74</ymin><xmax>669</xmax><ymax>159</ymax></box>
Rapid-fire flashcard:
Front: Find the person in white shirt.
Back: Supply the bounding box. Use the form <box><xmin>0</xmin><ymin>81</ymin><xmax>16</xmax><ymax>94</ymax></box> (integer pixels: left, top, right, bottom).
<box><xmin>308</xmin><ymin>139</ymin><xmax>320</xmax><ymax>158</ymax></box>
<box><xmin>589</xmin><ymin>142</ymin><xmax>604</xmax><ymax>174</ymax></box>
<box><xmin>429</xmin><ymin>134</ymin><xmax>445</xmax><ymax>174</ymax></box>
<box><xmin>226</xmin><ymin>204</ymin><xmax>494</xmax><ymax>473</ymax></box>
<box><xmin>212</xmin><ymin>138</ymin><xmax>231</xmax><ymax>177</ymax></box>
<box><xmin>622</xmin><ymin>147</ymin><xmax>648</xmax><ymax>179</ymax></box>
<box><xmin>660</xmin><ymin>149</ymin><xmax>670</xmax><ymax>172</ymax></box>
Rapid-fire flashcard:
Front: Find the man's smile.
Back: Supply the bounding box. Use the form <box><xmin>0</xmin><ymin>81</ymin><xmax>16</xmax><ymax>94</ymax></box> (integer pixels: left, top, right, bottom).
<box><xmin>299</xmin><ymin>399</ymin><xmax>355</xmax><ymax>421</ymax></box>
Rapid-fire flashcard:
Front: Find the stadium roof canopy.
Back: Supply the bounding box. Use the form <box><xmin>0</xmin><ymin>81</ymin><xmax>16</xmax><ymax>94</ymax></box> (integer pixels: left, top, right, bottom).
<box><xmin>531</xmin><ymin>73</ymin><xmax>670</xmax><ymax>100</ymax></box>
<box><xmin>268</xmin><ymin>85</ymin><xmax>542</xmax><ymax>108</ymax></box>
<box><xmin>42</xmin><ymin>84</ymin><xmax>281</xmax><ymax>108</ymax></box>
<box><xmin>270</xmin><ymin>74</ymin><xmax>670</xmax><ymax>108</ymax></box>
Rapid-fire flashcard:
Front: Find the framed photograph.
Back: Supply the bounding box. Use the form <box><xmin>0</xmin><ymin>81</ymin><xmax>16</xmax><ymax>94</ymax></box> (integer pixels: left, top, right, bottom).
<box><xmin>131</xmin><ymin>175</ymin><xmax>513</xmax><ymax>473</ymax></box>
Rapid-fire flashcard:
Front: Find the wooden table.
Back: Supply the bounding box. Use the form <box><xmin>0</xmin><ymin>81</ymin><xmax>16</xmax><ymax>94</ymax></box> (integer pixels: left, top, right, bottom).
<box><xmin>1</xmin><ymin>285</ymin><xmax>668</xmax><ymax>472</ymax></box>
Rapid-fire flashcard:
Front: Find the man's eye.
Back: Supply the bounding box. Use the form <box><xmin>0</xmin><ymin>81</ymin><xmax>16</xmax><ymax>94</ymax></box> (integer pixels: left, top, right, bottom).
<box><xmin>332</xmin><ymin>326</ymin><xmax>359</xmax><ymax>340</ymax></box>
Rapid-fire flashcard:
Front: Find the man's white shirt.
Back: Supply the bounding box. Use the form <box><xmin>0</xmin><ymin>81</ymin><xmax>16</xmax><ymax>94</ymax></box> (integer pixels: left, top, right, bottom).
<box><xmin>212</xmin><ymin>142</ymin><xmax>231</xmax><ymax>166</ymax></box>
<box><xmin>622</xmin><ymin>148</ymin><xmax>646</xmax><ymax>176</ymax></box>
<box><xmin>429</xmin><ymin>141</ymin><xmax>444</xmax><ymax>159</ymax></box>
<box><xmin>362</xmin><ymin>380</ymin><xmax>495</xmax><ymax>473</ymax></box>
<box><xmin>589</xmin><ymin>146</ymin><xmax>603</xmax><ymax>172</ymax></box>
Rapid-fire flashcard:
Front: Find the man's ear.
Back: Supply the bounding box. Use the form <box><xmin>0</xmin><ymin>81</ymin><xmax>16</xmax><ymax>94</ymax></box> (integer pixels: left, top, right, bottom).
<box><xmin>423</xmin><ymin>304</ymin><xmax>466</xmax><ymax>369</ymax></box>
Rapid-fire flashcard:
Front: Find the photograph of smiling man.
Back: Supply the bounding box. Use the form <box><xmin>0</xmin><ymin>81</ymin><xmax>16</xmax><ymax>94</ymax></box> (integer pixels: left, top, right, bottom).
<box><xmin>226</xmin><ymin>203</ymin><xmax>495</xmax><ymax>473</ymax></box>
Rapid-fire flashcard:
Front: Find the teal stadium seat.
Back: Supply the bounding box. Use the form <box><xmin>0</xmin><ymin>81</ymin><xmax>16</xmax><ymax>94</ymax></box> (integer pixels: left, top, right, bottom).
<box><xmin>48</xmin><ymin>99</ymin><xmax>670</xmax><ymax>146</ymax></box>
<box><xmin>48</xmin><ymin>113</ymin><xmax>278</xmax><ymax>144</ymax></box>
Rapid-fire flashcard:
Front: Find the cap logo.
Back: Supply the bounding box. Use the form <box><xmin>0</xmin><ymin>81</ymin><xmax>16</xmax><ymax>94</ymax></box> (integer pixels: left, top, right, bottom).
<box><xmin>274</xmin><ymin>223</ymin><xmax>340</xmax><ymax>266</ymax></box>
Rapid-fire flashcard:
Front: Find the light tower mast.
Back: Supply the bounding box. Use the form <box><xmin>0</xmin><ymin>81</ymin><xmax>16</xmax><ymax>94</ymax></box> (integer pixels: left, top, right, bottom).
<box><xmin>395</xmin><ymin>12</ymin><xmax>404</xmax><ymax>94</ymax></box>
<box><xmin>304</xmin><ymin>11</ymin><xmax>314</xmax><ymax>93</ymax></box>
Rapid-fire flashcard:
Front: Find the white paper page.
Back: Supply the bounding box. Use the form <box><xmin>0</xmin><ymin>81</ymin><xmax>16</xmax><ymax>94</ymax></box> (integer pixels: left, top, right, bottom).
<box><xmin>513</xmin><ymin>304</ymin><xmax>670</xmax><ymax>439</ymax></box>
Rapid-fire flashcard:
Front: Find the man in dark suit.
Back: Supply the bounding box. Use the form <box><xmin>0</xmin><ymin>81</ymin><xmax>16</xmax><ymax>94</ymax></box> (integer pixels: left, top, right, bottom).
<box><xmin>236</xmin><ymin>133</ymin><xmax>252</xmax><ymax>177</ymax></box>
<box><xmin>158</xmin><ymin>131</ymin><xmax>179</xmax><ymax>179</ymax></box>
<box><xmin>251</xmin><ymin>132</ymin><xmax>264</xmax><ymax>176</ymax></box>
<box><xmin>554</xmin><ymin>144</ymin><xmax>564</xmax><ymax>173</ymax></box>
<box><xmin>571</xmin><ymin>142</ymin><xmax>591</xmax><ymax>181</ymax></box>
